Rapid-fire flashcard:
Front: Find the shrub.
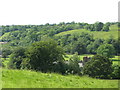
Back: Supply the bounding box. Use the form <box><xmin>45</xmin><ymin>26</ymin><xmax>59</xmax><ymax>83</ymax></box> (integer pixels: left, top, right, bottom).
<box><xmin>110</xmin><ymin>65</ymin><xmax>120</xmax><ymax>79</ymax></box>
<box><xmin>65</xmin><ymin>59</ymin><xmax>82</xmax><ymax>75</ymax></box>
<box><xmin>8</xmin><ymin>47</ymin><xmax>26</xmax><ymax>69</ymax></box>
<box><xmin>52</xmin><ymin>61</ymin><xmax>68</xmax><ymax>75</ymax></box>
<box><xmin>53</xmin><ymin>53</ymin><xmax>82</xmax><ymax>75</ymax></box>
<box><xmin>2</xmin><ymin>49</ymin><xmax>12</xmax><ymax>58</ymax></box>
<box><xmin>67</xmin><ymin>53</ymin><xmax>81</xmax><ymax>75</ymax></box>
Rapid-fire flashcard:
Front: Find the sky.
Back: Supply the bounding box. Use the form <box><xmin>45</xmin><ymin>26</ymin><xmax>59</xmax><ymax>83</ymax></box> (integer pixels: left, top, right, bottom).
<box><xmin>0</xmin><ymin>0</ymin><xmax>119</xmax><ymax>25</ymax></box>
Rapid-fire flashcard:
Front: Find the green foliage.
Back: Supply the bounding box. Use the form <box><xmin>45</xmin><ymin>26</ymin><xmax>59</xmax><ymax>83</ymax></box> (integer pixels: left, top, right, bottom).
<box><xmin>71</xmin><ymin>41</ymin><xmax>87</xmax><ymax>55</ymax></box>
<box><xmin>112</xmin><ymin>37</ymin><xmax>120</xmax><ymax>55</ymax></box>
<box><xmin>2</xmin><ymin>48</ymin><xmax>12</xmax><ymax>58</ymax></box>
<box><xmin>0</xmin><ymin>22</ymin><xmax>119</xmax><ymax>80</ymax></box>
<box><xmin>94</xmin><ymin>22</ymin><xmax>104</xmax><ymax>31</ymax></box>
<box><xmin>69</xmin><ymin>52</ymin><xmax>80</xmax><ymax>61</ymax></box>
<box><xmin>25</xmin><ymin>39</ymin><xmax>65</xmax><ymax>72</ymax></box>
<box><xmin>0</xmin><ymin>22</ymin><xmax>118</xmax><ymax>56</ymax></box>
<box><xmin>52</xmin><ymin>61</ymin><xmax>67</xmax><ymax>74</ymax></box>
<box><xmin>102</xmin><ymin>25</ymin><xmax>109</xmax><ymax>31</ymax></box>
<box><xmin>83</xmin><ymin>55</ymin><xmax>113</xmax><ymax>79</ymax></box>
<box><xmin>52</xmin><ymin>52</ymin><xmax>82</xmax><ymax>75</ymax></box>
<box><xmin>87</xmin><ymin>39</ymin><xmax>104</xmax><ymax>54</ymax></box>
<box><xmin>8</xmin><ymin>47</ymin><xmax>26</xmax><ymax>69</ymax></box>
<box><xmin>111</xmin><ymin>65</ymin><xmax>120</xmax><ymax>79</ymax></box>
<box><xmin>66</xmin><ymin>53</ymin><xmax>82</xmax><ymax>75</ymax></box>
<box><xmin>64</xmin><ymin>60</ymin><xmax>81</xmax><ymax>75</ymax></box>
<box><xmin>57</xmin><ymin>32</ymin><xmax>93</xmax><ymax>54</ymax></box>
<box><xmin>97</xmin><ymin>44</ymin><xmax>115</xmax><ymax>58</ymax></box>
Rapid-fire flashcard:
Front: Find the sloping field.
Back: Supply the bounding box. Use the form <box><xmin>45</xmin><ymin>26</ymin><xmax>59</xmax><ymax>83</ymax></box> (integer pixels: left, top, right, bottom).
<box><xmin>2</xmin><ymin>69</ymin><xmax>118</xmax><ymax>88</ymax></box>
<box><xmin>55</xmin><ymin>25</ymin><xmax>119</xmax><ymax>39</ymax></box>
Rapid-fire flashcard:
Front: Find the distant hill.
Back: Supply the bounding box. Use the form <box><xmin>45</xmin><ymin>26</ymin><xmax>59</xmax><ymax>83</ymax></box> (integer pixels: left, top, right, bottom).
<box><xmin>55</xmin><ymin>24</ymin><xmax>119</xmax><ymax>39</ymax></box>
<box><xmin>0</xmin><ymin>22</ymin><xmax>119</xmax><ymax>55</ymax></box>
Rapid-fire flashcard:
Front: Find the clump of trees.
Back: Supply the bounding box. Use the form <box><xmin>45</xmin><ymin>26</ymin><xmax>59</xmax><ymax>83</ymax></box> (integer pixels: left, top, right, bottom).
<box><xmin>7</xmin><ymin>40</ymin><xmax>82</xmax><ymax>75</ymax></box>
<box><xmin>111</xmin><ymin>65</ymin><xmax>120</xmax><ymax>79</ymax></box>
<box><xmin>65</xmin><ymin>52</ymin><xmax>82</xmax><ymax>75</ymax></box>
<box><xmin>24</xmin><ymin>39</ymin><xmax>65</xmax><ymax>72</ymax></box>
<box><xmin>97</xmin><ymin>44</ymin><xmax>115</xmax><ymax>58</ymax></box>
<box><xmin>8</xmin><ymin>40</ymin><xmax>65</xmax><ymax>73</ymax></box>
<box><xmin>8</xmin><ymin>47</ymin><xmax>26</xmax><ymax>69</ymax></box>
<box><xmin>83</xmin><ymin>55</ymin><xmax>113</xmax><ymax>79</ymax></box>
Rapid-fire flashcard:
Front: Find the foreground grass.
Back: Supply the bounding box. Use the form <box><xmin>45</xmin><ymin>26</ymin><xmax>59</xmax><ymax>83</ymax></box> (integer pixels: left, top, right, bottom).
<box><xmin>2</xmin><ymin>69</ymin><xmax>118</xmax><ymax>88</ymax></box>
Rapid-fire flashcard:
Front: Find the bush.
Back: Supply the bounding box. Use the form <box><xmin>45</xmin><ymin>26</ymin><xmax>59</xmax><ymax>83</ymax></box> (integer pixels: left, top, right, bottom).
<box><xmin>52</xmin><ymin>53</ymin><xmax>82</xmax><ymax>75</ymax></box>
<box><xmin>2</xmin><ymin>49</ymin><xmax>12</xmax><ymax>58</ymax></box>
<box><xmin>110</xmin><ymin>65</ymin><xmax>120</xmax><ymax>79</ymax></box>
<box><xmin>65</xmin><ymin>59</ymin><xmax>82</xmax><ymax>75</ymax></box>
<box><xmin>8</xmin><ymin>47</ymin><xmax>26</xmax><ymax>69</ymax></box>
<box><xmin>83</xmin><ymin>55</ymin><xmax>113</xmax><ymax>79</ymax></box>
<box><xmin>67</xmin><ymin>53</ymin><xmax>81</xmax><ymax>75</ymax></box>
<box><xmin>52</xmin><ymin>61</ymin><xmax>68</xmax><ymax>75</ymax></box>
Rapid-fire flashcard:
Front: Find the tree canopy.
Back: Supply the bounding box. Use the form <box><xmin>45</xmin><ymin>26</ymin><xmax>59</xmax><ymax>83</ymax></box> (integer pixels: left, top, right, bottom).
<box><xmin>26</xmin><ymin>39</ymin><xmax>65</xmax><ymax>72</ymax></box>
<box><xmin>83</xmin><ymin>55</ymin><xmax>113</xmax><ymax>78</ymax></box>
<box><xmin>97</xmin><ymin>44</ymin><xmax>115</xmax><ymax>58</ymax></box>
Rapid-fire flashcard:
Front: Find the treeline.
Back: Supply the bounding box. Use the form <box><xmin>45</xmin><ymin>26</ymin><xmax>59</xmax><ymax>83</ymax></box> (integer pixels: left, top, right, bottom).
<box><xmin>55</xmin><ymin>32</ymin><xmax>120</xmax><ymax>56</ymax></box>
<box><xmin>1</xmin><ymin>21</ymin><xmax>120</xmax><ymax>56</ymax></box>
<box><xmin>1</xmin><ymin>21</ymin><xmax>118</xmax><ymax>42</ymax></box>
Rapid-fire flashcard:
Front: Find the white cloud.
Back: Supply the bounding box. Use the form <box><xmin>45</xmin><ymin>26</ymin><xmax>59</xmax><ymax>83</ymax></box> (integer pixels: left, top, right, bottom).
<box><xmin>0</xmin><ymin>0</ymin><xmax>119</xmax><ymax>25</ymax></box>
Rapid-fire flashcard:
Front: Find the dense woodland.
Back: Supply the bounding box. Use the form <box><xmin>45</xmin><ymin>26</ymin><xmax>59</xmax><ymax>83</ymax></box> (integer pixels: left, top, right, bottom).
<box><xmin>1</xmin><ymin>21</ymin><xmax>120</xmax><ymax>54</ymax></box>
<box><xmin>1</xmin><ymin>21</ymin><xmax>120</xmax><ymax>79</ymax></box>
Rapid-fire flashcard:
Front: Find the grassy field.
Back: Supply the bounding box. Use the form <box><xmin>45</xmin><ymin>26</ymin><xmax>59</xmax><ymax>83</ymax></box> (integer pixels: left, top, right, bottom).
<box><xmin>55</xmin><ymin>25</ymin><xmax>119</xmax><ymax>39</ymax></box>
<box><xmin>64</xmin><ymin>54</ymin><xmax>94</xmax><ymax>60</ymax></box>
<box><xmin>64</xmin><ymin>54</ymin><xmax>120</xmax><ymax>66</ymax></box>
<box><xmin>2</xmin><ymin>69</ymin><xmax>119</xmax><ymax>88</ymax></box>
<box><xmin>1</xmin><ymin>54</ymin><xmax>120</xmax><ymax>88</ymax></box>
<box><xmin>111</xmin><ymin>56</ymin><xmax>120</xmax><ymax>65</ymax></box>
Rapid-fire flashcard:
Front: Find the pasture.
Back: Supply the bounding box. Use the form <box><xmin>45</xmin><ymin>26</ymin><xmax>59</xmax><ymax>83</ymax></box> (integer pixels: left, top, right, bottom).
<box><xmin>64</xmin><ymin>54</ymin><xmax>94</xmax><ymax>60</ymax></box>
<box><xmin>111</xmin><ymin>56</ymin><xmax>120</xmax><ymax>65</ymax></box>
<box><xmin>2</xmin><ymin>69</ymin><xmax>119</xmax><ymax>88</ymax></box>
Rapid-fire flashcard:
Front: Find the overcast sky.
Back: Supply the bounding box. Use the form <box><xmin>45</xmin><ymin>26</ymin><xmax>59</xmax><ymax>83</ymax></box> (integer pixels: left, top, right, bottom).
<box><xmin>0</xmin><ymin>0</ymin><xmax>119</xmax><ymax>25</ymax></box>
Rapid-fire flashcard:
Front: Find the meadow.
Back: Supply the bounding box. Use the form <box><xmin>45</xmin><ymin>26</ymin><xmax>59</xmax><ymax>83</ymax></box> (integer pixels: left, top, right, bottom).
<box><xmin>2</xmin><ymin>69</ymin><xmax>119</xmax><ymax>88</ymax></box>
